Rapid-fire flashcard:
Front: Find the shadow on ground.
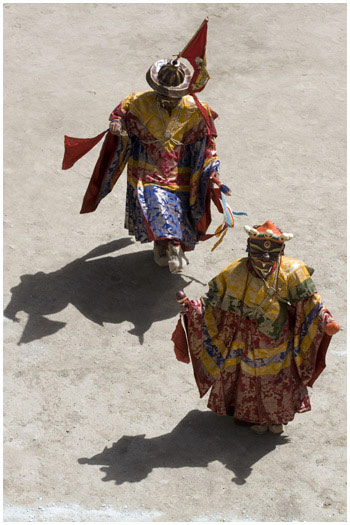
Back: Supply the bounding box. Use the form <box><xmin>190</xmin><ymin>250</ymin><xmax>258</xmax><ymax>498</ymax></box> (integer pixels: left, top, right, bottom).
<box><xmin>78</xmin><ymin>409</ymin><xmax>290</xmax><ymax>485</ymax></box>
<box><xmin>4</xmin><ymin>238</ymin><xmax>189</xmax><ymax>344</ymax></box>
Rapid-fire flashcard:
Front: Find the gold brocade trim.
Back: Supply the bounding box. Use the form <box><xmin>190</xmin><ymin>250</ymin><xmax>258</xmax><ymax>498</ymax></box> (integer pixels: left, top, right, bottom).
<box><xmin>212</xmin><ymin>257</ymin><xmax>313</xmax><ymax>324</ymax></box>
<box><xmin>121</xmin><ymin>91</ymin><xmax>211</xmax><ymax>153</ymax></box>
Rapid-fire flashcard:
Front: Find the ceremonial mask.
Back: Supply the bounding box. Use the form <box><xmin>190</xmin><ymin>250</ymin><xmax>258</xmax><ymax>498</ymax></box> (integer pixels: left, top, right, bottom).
<box><xmin>248</xmin><ymin>238</ymin><xmax>284</xmax><ymax>277</ymax></box>
<box><xmin>244</xmin><ymin>220</ymin><xmax>293</xmax><ymax>278</ymax></box>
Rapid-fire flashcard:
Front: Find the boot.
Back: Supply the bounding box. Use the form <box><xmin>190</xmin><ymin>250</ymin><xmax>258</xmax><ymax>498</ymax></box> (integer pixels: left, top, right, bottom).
<box><xmin>251</xmin><ymin>424</ymin><xmax>268</xmax><ymax>434</ymax></box>
<box><xmin>268</xmin><ymin>424</ymin><xmax>283</xmax><ymax>434</ymax></box>
<box><xmin>167</xmin><ymin>243</ymin><xmax>189</xmax><ymax>274</ymax></box>
<box><xmin>153</xmin><ymin>242</ymin><xmax>169</xmax><ymax>267</ymax></box>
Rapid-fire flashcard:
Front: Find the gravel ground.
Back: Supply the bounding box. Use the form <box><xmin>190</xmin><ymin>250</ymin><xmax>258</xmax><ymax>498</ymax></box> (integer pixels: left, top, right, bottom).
<box><xmin>4</xmin><ymin>3</ymin><xmax>346</xmax><ymax>522</ymax></box>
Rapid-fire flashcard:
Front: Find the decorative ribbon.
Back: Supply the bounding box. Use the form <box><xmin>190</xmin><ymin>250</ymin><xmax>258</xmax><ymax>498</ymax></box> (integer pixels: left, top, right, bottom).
<box><xmin>221</xmin><ymin>190</ymin><xmax>247</xmax><ymax>224</ymax></box>
<box><xmin>211</xmin><ymin>190</ymin><xmax>247</xmax><ymax>251</ymax></box>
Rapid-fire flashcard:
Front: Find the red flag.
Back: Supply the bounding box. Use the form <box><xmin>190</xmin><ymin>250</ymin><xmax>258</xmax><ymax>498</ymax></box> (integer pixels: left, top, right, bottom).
<box><xmin>178</xmin><ymin>17</ymin><xmax>210</xmax><ymax>93</ymax></box>
<box><xmin>62</xmin><ymin>130</ymin><xmax>108</xmax><ymax>170</ymax></box>
<box><xmin>178</xmin><ymin>18</ymin><xmax>215</xmax><ymax>135</ymax></box>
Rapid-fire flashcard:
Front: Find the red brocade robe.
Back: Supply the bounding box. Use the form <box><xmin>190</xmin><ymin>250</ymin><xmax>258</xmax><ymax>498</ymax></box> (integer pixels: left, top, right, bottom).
<box><xmin>172</xmin><ymin>256</ymin><xmax>334</xmax><ymax>425</ymax></box>
<box><xmin>62</xmin><ymin>91</ymin><xmax>227</xmax><ymax>250</ymax></box>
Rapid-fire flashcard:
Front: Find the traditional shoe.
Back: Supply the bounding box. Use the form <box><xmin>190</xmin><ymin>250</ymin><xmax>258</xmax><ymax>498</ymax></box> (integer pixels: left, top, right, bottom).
<box><xmin>251</xmin><ymin>424</ymin><xmax>268</xmax><ymax>434</ymax></box>
<box><xmin>268</xmin><ymin>424</ymin><xmax>283</xmax><ymax>434</ymax></box>
<box><xmin>167</xmin><ymin>244</ymin><xmax>189</xmax><ymax>274</ymax></box>
<box><xmin>153</xmin><ymin>242</ymin><xmax>169</xmax><ymax>267</ymax></box>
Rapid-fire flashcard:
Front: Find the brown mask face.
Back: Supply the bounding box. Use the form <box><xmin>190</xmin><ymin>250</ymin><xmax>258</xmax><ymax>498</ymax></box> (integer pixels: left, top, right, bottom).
<box><xmin>248</xmin><ymin>238</ymin><xmax>284</xmax><ymax>278</ymax></box>
<box><xmin>157</xmin><ymin>93</ymin><xmax>181</xmax><ymax>112</ymax></box>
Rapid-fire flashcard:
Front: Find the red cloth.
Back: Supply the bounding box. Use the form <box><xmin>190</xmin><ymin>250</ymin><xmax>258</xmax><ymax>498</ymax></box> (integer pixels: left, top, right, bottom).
<box><xmin>192</xmin><ymin>94</ymin><xmax>216</xmax><ymax>136</ymax></box>
<box><xmin>171</xmin><ymin>317</ymin><xmax>190</xmax><ymax>363</ymax></box>
<box><xmin>178</xmin><ymin>18</ymin><xmax>215</xmax><ymax>135</ymax></box>
<box><xmin>62</xmin><ymin>94</ymin><xmax>219</xmax><ymax>218</ymax></box>
<box><xmin>172</xmin><ymin>290</ymin><xmax>333</xmax><ymax>423</ymax></box>
<box><xmin>62</xmin><ymin>129</ymin><xmax>122</xmax><ymax>214</ymax></box>
<box><xmin>180</xmin><ymin>18</ymin><xmax>208</xmax><ymax>92</ymax></box>
<box><xmin>80</xmin><ymin>132</ymin><xmax>120</xmax><ymax>213</ymax></box>
<box><xmin>79</xmin><ymin>132</ymin><xmax>120</xmax><ymax>214</ymax></box>
<box><xmin>62</xmin><ymin>130</ymin><xmax>108</xmax><ymax>170</ymax></box>
<box><xmin>306</xmin><ymin>333</ymin><xmax>331</xmax><ymax>387</ymax></box>
<box><xmin>171</xmin><ymin>306</ymin><xmax>216</xmax><ymax>399</ymax></box>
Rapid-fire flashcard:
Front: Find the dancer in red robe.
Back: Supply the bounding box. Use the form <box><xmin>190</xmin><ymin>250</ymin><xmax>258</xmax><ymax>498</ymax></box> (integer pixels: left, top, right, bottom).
<box><xmin>172</xmin><ymin>221</ymin><xmax>340</xmax><ymax>434</ymax></box>
<box><xmin>62</xmin><ymin>19</ymin><xmax>240</xmax><ymax>273</ymax></box>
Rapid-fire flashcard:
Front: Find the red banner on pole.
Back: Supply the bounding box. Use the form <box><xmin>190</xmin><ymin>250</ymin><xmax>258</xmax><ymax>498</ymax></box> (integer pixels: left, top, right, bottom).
<box><xmin>177</xmin><ymin>18</ymin><xmax>214</xmax><ymax>134</ymax></box>
<box><xmin>178</xmin><ymin>17</ymin><xmax>210</xmax><ymax>93</ymax></box>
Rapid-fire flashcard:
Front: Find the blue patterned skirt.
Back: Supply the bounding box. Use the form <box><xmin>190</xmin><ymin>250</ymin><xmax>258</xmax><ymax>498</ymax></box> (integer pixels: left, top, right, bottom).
<box><xmin>125</xmin><ymin>183</ymin><xmax>198</xmax><ymax>250</ymax></box>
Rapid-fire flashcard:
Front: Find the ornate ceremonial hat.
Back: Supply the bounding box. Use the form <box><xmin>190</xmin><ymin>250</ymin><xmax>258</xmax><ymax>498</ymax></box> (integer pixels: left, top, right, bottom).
<box><xmin>146</xmin><ymin>58</ymin><xmax>192</xmax><ymax>98</ymax></box>
<box><xmin>244</xmin><ymin>220</ymin><xmax>293</xmax><ymax>242</ymax></box>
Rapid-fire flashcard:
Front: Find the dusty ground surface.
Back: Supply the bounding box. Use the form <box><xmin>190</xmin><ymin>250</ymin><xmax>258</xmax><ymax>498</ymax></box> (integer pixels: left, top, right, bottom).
<box><xmin>3</xmin><ymin>3</ymin><xmax>346</xmax><ymax>522</ymax></box>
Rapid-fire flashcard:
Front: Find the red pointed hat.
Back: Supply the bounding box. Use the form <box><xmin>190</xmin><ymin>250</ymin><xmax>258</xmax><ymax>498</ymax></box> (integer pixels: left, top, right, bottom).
<box><xmin>244</xmin><ymin>220</ymin><xmax>293</xmax><ymax>242</ymax></box>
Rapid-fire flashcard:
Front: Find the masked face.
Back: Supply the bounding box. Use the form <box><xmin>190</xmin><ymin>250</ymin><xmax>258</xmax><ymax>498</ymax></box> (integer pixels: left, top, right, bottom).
<box><xmin>157</xmin><ymin>94</ymin><xmax>181</xmax><ymax>112</ymax></box>
<box><xmin>248</xmin><ymin>238</ymin><xmax>284</xmax><ymax>278</ymax></box>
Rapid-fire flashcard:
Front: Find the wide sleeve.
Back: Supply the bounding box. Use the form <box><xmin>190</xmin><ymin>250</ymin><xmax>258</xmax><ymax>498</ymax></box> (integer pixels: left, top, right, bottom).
<box><xmin>171</xmin><ymin>269</ymin><xmax>238</xmax><ymax>413</ymax></box>
<box><xmin>172</xmin><ymin>298</ymin><xmax>219</xmax><ymax>398</ymax></box>
<box><xmin>291</xmin><ymin>265</ymin><xmax>334</xmax><ymax>386</ymax></box>
<box><xmin>202</xmin><ymin>271</ymin><xmax>227</xmax><ymax>309</ymax></box>
<box><xmin>79</xmin><ymin>96</ymin><xmax>134</xmax><ymax>214</ymax></box>
<box><xmin>187</xmin><ymin>132</ymin><xmax>224</xmax><ymax>236</ymax></box>
<box><xmin>287</xmin><ymin>261</ymin><xmax>317</xmax><ymax>303</ymax></box>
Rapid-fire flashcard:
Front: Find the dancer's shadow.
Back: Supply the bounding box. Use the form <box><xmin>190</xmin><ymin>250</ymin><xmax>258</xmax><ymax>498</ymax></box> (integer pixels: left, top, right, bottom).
<box><xmin>78</xmin><ymin>410</ymin><xmax>290</xmax><ymax>485</ymax></box>
<box><xmin>4</xmin><ymin>238</ymin><xmax>188</xmax><ymax>345</ymax></box>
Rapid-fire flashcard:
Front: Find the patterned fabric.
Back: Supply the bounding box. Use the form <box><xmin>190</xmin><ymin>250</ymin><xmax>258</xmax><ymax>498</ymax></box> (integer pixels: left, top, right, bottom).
<box><xmin>174</xmin><ymin>256</ymin><xmax>333</xmax><ymax>424</ymax></box>
<box><xmin>96</xmin><ymin>90</ymin><xmax>220</xmax><ymax>249</ymax></box>
<box><xmin>125</xmin><ymin>183</ymin><xmax>198</xmax><ymax>249</ymax></box>
<box><xmin>203</xmin><ymin>256</ymin><xmax>317</xmax><ymax>339</ymax></box>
